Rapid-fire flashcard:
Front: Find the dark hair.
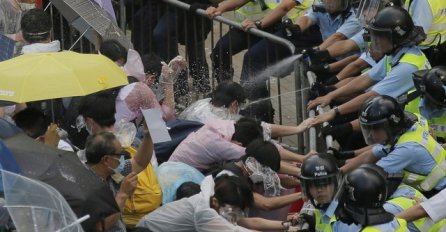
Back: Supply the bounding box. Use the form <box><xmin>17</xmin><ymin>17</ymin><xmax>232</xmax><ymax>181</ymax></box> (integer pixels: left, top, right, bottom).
<box><xmin>176</xmin><ymin>182</ymin><xmax>201</xmax><ymax>200</ymax></box>
<box><xmin>21</xmin><ymin>9</ymin><xmax>52</xmax><ymax>43</ymax></box>
<box><xmin>78</xmin><ymin>90</ymin><xmax>116</xmax><ymax>128</ymax></box>
<box><xmin>141</xmin><ymin>53</ymin><xmax>163</xmax><ymax>78</ymax></box>
<box><xmin>210</xmin><ymin>81</ymin><xmax>246</xmax><ymax>108</ymax></box>
<box><xmin>232</xmin><ymin>117</ymin><xmax>263</xmax><ymax>147</ymax></box>
<box><xmin>12</xmin><ymin>107</ymin><xmax>47</xmax><ymax>139</ymax></box>
<box><xmin>99</xmin><ymin>40</ymin><xmax>127</xmax><ymax>64</ymax></box>
<box><xmin>214</xmin><ymin>175</ymin><xmax>254</xmax><ymax>210</ymax></box>
<box><xmin>244</xmin><ymin>139</ymin><xmax>281</xmax><ymax>172</ymax></box>
<box><xmin>85</xmin><ymin>132</ymin><xmax>117</xmax><ymax>164</ymax></box>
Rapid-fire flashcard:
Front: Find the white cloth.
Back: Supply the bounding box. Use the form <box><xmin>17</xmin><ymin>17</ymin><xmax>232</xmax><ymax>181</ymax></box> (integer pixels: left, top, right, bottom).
<box><xmin>420</xmin><ymin>188</ymin><xmax>446</xmax><ymax>222</ymax></box>
<box><xmin>57</xmin><ymin>139</ymin><xmax>73</xmax><ymax>152</ymax></box>
<box><xmin>21</xmin><ymin>40</ymin><xmax>61</xmax><ymax>54</ymax></box>
<box><xmin>179</xmin><ymin>98</ymin><xmax>241</xmax><ymax>123</ymax></box>
<box><xmin>136</xmin><ymin>176</ymin><xmax>251</xmax><ymax>232</ymax></box>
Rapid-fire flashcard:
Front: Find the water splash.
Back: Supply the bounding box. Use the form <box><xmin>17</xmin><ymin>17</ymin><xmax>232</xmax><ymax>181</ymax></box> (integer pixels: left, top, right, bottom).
<box><xmin>242</xmin><ymin>54</ymin><xmax>302</xmax><ymax>88</ymax></box>
<box><xmin>241</xmin><ymin>87</ymin><xmax>310</xmax><ymax>110</ymax></box>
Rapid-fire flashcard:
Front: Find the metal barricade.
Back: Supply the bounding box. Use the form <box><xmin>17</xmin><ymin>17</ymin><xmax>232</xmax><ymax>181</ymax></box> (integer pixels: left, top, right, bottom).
<box><xmin>45</xmin><ymin>0</ymin><xmax>310</xmax><ymax>149</ymax></box>
<box><xmin>306</xmin><ymin>70</ymin><xmax>332</xmax><ymax>152</ymax></box>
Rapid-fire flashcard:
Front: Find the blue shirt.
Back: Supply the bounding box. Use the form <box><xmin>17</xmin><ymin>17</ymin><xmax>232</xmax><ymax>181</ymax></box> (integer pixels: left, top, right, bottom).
<box><xmin>373</xmin><ymin>125</ymin><xmax>446</xmax><ymax>190</ymax></box>
<box><xmin>406</xmin><ymin>0</ymin><xmax>434</xmax><ymax>34</ymax></box>
<box><xmin>367</xmin><ymin>46</ymin><xmax>425</xmax><ymax>98</ymax></box>
<box><xmin>359</xmin><ymin>51</ymin><xmax>376</xmax><ymax>67</ymax></box>
<box><xmin>305</xmin><ymin>7</ymin><xmax>361</xmax><ymax>40</ymax></box>
<box><xmin>350</xmin><ymin>29</ymin><xmax>365</xmax><ymax>52</ymax></box>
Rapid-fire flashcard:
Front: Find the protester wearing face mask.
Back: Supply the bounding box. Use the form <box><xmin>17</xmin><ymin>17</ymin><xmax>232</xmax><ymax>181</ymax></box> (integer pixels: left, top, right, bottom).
<box><xmin>77</xmin><ymin>90</ymin><xmax>162</xmax><ymax>230</ymax></box>
<box><xmin>84</xmin><ymin>130</ymin><xmax>154</xmax><ymax>232</ymax></box>
<box><xmin>137</xmin><ymin>175</ymin><xmax>255</xmax><ymax>232</ymax></box>
<box><xmin>405</xmin><ymin>66</ymin><xmax>446</xmax><ymax>143</ymax></box>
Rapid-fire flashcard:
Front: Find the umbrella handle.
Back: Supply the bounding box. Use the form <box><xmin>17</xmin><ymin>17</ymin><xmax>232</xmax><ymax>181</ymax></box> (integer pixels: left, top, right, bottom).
<box><xmin>55</xmin><ymin>214</ymin><xmax>90</xmax><ymax>232</ymax></box>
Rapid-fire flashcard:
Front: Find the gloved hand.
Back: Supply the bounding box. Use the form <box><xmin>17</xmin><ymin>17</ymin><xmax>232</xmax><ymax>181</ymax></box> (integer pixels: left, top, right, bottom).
<box><xmin>283</xmin><ymin>18</ymin><xmax>302</xmax><ymax>37</ymax></box>
<box><xmin>309</xmin><ymin>63</ymin><xmax>330</xmax><ymax>75</ymax></box>
<box><xmin>328</xmin><ymin>147</ymin><xmax>355</xmax><ymax>160</ymax></box>
<box><xmin>321</xmin><ymin>122</ymin><xmax>353</xmax><ymax>140</ymax></box>
<box><xmin>308</xmin><ymin>82</ymin><xmax>336</xmax><ymax>100</ymax></box>
<box><xmin>309</xmin><ymin>49</ymin><xmax>332</xmax><ymax>64</ymax></box>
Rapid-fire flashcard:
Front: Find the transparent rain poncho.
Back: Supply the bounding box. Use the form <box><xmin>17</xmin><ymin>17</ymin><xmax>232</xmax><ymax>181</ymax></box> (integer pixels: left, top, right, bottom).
<box><xmin>245</xmin><ymin>157</ymin><xmax>282</xmax><ymax>197</ymax></box>
<box><xmin>1</xmin><ymin>170</ymin><xmax>88</xmax><ymax>232</ymax></box>
<box><xmin>178</xmin><ymin>98</ymin><xmax>241</xmax><ymax>123</ymax></box>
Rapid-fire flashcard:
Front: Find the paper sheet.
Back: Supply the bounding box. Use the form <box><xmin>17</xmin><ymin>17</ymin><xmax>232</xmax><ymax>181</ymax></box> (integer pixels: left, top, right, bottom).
<box><xmin>141</xmin><ymin>108</ymin><xmax>171</xmax><ymax>143</ymax></box>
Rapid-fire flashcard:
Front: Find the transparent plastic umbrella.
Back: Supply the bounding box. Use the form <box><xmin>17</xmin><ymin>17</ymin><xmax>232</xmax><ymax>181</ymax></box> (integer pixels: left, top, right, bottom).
<box><xmin>1</xmin><ymin>170</ymin><xmax>89</xmax><ymax>232</ymax></box>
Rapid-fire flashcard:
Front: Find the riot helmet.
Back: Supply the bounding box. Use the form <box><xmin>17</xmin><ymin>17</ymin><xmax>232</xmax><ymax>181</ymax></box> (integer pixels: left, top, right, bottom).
<box><xmin>356</xmin><ymin>0</ymin><xmax>403</xmax><ymax>26</ymax></box>
<box><xmin>341</xmin><ymin>164</ymin><xmax>394</xmax><ymax>226</ymax></box>
<box><xmin>313</xmin><ymin>0</ymin><xmax>350</xmax><ymax>14</ymax></box>
<box><xmin>413</xmin><ymin>66</ymin><xmax>446</xmax><ymax>108</ymax></box>
<box><xmin>366</xmin><ymin>6</ymin><xmax>425</xmax><ymax>55</ymax></box>
<box><xmin>299</xmin><ymin>153</ymin><xmax>341</xmax><ymax>209</ymax></box>
<box><xmin>359</xmin><ymin>95</ymin><xmax>406</xmax><ymax>145</ymax></box>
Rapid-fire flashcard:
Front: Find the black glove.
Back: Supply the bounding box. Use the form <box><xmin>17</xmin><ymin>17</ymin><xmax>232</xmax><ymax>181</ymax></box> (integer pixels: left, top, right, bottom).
<box><xmin>309</xmin><ymin>50</ymin><xmax>332</xmax><ymax>64</ymax></box>
<box><xmin>329</xmin><ymin>147</ymin><xmax>355</xmax><ymax>160</ymax></box>
<box><xmin>325</xmin><ymin>75</ymin><xmax>340</xmax><ymax>85</ymax></box>
<box><xmin>283</xmin><ymin>18</ymin><xmax>302</xmax><ymax>38</ymax></box>
<box><xmin>308</xmin><ymin>82</ymin><xmax>336</xmax><ymax>100</ymax></box>
<box><xmin>321</xmin><ymin>122</ymin><xmax>353</xmax><ymax>140</ymax></box>
<box><xmin>309</xmin><ymin>63</ymin><xmax>330</xmax><ymax>75</ymax></box>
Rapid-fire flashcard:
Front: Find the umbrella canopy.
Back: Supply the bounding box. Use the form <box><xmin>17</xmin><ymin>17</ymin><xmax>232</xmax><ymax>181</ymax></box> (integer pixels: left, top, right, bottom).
<box><xmin>2</xmin><ymin>170</ymin><xmax>87</xmax><ymax>232</ymax></box>
<box><xmin>50</xmin><ymin>0</ymin><xmax>132</xmax><ymax>50</ymax></box>
<box><xmin>1</xmin><ymin>133</ymin><xmax>120</xmax><ymax>231</ymax></box>
<box><xmin>0</xmin><ymin>51</ymin><xmax>128</xmax><ymax>103</ymax></box>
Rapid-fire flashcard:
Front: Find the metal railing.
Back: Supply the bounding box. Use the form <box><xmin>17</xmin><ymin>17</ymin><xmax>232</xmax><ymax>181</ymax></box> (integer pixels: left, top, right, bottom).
<box><xmin>306</xmin><ymin>70</ymin><xmax>332</xmax><ymax>152</ymax></box>
<box><xmin>44</xmin><ymin>0</ymin><xmax>311</xmax><ymax>149</ymax></box>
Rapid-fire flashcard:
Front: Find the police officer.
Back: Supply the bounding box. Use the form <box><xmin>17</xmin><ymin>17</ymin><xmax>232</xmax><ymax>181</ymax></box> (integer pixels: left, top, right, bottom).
<box><xmin>309</xmin><ymin>6</ymin><xmax>429</xmax><ymax>129</ymax></box>
<box><xmin>405</xmin><ymin>66</ymin><xmax>446</xmax><ymax>141</ymax></box>
<box><xmin>206</xmin><ymin>0</ymin><xmax>311</xmax><ymax>83</ymax></box>
<box><xmin>298</xmin><ymin>153</ymin><xmax>360</xmax><ymax>231</ymax></box>
<box><xmin>242</xmin><ymin>0</ymin><xmax>361</xmax><ymax>121</ymax></box>
<box><xmin>342</xmin><ymin>95</ymin><xmax>446</xmax><ymax>197</ymax></box>
<box><xmin>338</xmin><ymin>164</ymin><xmax>409</xmax><ymax>231</ymax></box>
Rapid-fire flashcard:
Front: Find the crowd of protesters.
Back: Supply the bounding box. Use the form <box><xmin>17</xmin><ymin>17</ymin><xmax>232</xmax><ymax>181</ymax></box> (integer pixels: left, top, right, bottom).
<box><xmin>1</xmin><ymin>0</ymin><xmax>446</xmax><ymax>231</ymax></box>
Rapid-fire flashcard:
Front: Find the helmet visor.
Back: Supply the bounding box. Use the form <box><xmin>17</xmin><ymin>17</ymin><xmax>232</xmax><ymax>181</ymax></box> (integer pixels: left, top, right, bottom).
<box><xmin>300</xmin><ymin>174</ymin><xmax>340</xmax><ymax>208</ymax></box>
<box><xmin>356</xmin><ymin>0</ymin><xmax>382</xmax><ymax>26</ymax></box>
<box><xmin>369</xmin><ymin>27</ymin><xmax>393</xmax><ymax>54</ymax></box>
<box><xmin>314</xmin><ymin>0</ymin><xmax>349</xmax><ymax>13</ymax></box>
<box><xmin>360</xmin><ymin>120</ymin><xmax>391</xmax><ymax>145</ymax></box>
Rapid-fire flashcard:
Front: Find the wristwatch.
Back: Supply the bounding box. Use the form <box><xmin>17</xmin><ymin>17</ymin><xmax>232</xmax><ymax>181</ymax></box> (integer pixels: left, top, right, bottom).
<box><xmin>333</xmin><ymin>106</ymin><xmax>340</xmax><ymax>116</ymax></box>
<box><xmin>254</xmin><ymin>20</ymin><xmax>262</xmax><ymax>29</ymax></box>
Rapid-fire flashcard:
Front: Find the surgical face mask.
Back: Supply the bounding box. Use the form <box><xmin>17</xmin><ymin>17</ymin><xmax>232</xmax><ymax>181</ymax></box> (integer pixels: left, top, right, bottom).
<box><xmin>19</xmin><ymin>3</ymin><xmax>36</xmax><ymax>11</ymax></box>
<box><xmin>108</xmin><ymin>155</ymin><xmax>125</xmax><ymax>174</ymax></box>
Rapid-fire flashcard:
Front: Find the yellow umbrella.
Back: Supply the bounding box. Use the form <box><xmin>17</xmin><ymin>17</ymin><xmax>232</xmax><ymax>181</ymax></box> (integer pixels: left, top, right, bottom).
<box><xmin>0</xmin><ymin>51</ymin><xmax>128</xmax><ymax>103</ymax></box>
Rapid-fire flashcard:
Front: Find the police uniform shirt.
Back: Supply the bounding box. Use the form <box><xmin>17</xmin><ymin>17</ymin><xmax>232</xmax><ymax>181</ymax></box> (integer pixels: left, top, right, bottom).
<box><xmin>350</xmin><ymin>29</ymin><xmax>366</xmax><ymax>52</ymax></box>
<box><xmin>420</xmin><ymin>188</ymin><xmax>446</xmax><ymax>222</ymax></box>
<box><xmin>372</xmin><ymin>124</ymin><xmax>446</xmax><ymax>190</ymax></box>
<box><xmin>367</xmin><ymin>46</ymin><xmax>426</xmax><ymax>98</ymax></box>
<box><xmin>304</xmin><ymin>7</ymin><xmax>362</xmax><ymax>40</ymax></box>
<box><xmin>406</xmin><ymin>0</ymin><xmax>436</xmax><ymax>47</ymax></box>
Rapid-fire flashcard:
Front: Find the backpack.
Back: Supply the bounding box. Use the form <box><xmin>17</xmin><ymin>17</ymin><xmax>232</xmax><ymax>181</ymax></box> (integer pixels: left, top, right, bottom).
<box><xmin>154</xmin><ymin>119</ymin><xmax>204</xmax><ymax>164</ymax></box>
